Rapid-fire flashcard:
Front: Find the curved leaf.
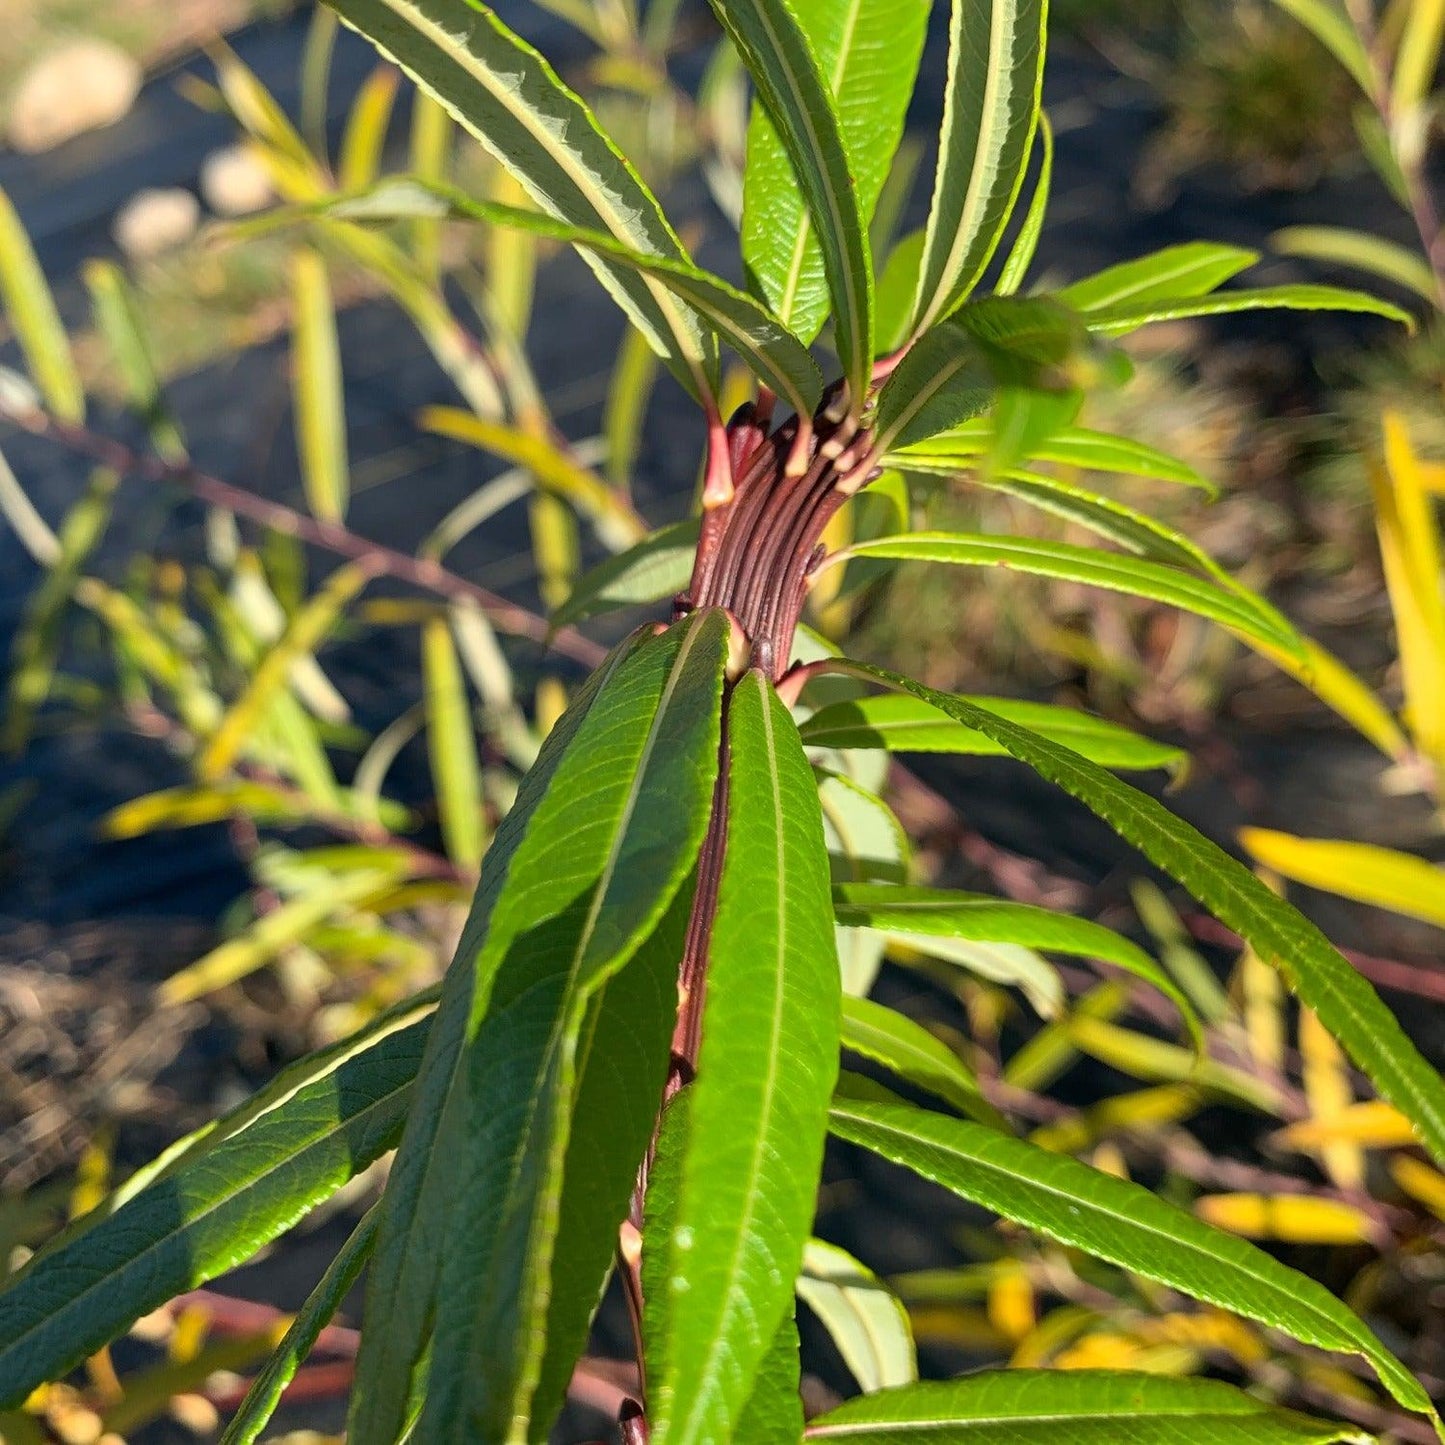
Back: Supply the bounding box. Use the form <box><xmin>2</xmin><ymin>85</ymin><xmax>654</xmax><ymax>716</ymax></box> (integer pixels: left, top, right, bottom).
<box><xmin>828</xmin><ymin>1094</ymin><xmax>1437</xmax><ymax>1428</ymax></box>
<box><xmin>1273</xmin><ymin>226</ymin><xmax>1441</xmax><ymax>305</ymax></box>
<box><xmin>1082</xmin><ymin>285</ymin><xmax>1414</xmax><ymax>337</ymax></box>
<box><xmin>837</xmin><ymin>532</ymin><xmax>1302</xmax><ymax>655</ymax></box>
<box><xmin>741</xmin><ymin>0</ymin><xmax>928</xmax><ymax>347</ymax></box>
<box><xmin>798</xmin><ymin>1238</ymin><xmax>917</xmax><ymax>1394</ymax></box>
<box><xmin>820</xmin><ymin>659</ymin><xmax>1445</xmax><ymax>1176</ymax></box>
<box><xmin>1058</xmin><ymin>243</ymin><xmax>1257</xmax><ymax>314</ymax></box>
<box><xmin>908</xmin><ymin>0</ymin><xmax>1047</xmax><ymax>335</ymax></box>
<box><xmin>646</xmin><ymin>671</ymin><xmax>841</xmax><ymax>1445</ymax></box>
<box><xmin>800</xmin><ymin>692</ymin><xmax>1188</xmax><ymax>775</ymax></box>
<box><xmin>324</xmin><ymin>0</ymin><xmax>717</xmax><ymax>401</ymax></box>
<box><xmin>996</xmin><ymin>112</ymin><xmax>1054</xmax><ymax>297</ymax></box>
<box><xmin>808</xmin><ymin>1369</ymin><xmax>1375</xmax><ymax>1441</ymax></box>
<box><xmin>706</xmin><ymin>0</ymin><xmax>873</xmax><ymax>405</ymax></box>
<box><xmin>552</xmin><ymin>518</ymin><xmax>700</xmax><ymax>629</ymax></box>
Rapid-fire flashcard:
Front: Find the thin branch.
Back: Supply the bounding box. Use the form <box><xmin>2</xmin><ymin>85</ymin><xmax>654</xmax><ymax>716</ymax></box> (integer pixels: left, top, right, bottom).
<box><xmin>0</xmin><ymin>400</ymin><xmax>607</xmax><ymax>669</ymax></box>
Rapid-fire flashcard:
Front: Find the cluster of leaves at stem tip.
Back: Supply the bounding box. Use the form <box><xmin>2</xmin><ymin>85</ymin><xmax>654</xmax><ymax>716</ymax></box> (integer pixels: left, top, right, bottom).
<box><xmin>1</xmin><ymin>0</ymin><xmax>1444</xmax><ymax>1442</ymax></box>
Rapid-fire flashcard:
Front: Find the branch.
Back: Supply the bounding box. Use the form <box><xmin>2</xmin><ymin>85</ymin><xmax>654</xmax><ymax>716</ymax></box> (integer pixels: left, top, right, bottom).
<box><xmin>0</xmin><ymin>399</ymin><xmax>607</xmax><ymax>669</ymax></box>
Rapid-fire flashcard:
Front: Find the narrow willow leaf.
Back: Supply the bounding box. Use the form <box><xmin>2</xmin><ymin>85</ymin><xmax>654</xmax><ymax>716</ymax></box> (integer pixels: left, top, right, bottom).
<box><xmin>840</xmin><ymin>995</ymin><xmax>998</xmax><ymax>1125</ymax></box>
<box><xmin>908</xmin><ymin>0</ymin><xmax>1046</xmax><ymax>336</ymax></box>
<box><xmin>996</xmin><ymin>112</ymin><xmax>1053</xmax><ymax>296</ymax></box>
<box><xmin>838</xmin><ymin>533</ymin><xmax>1302</xmax><ymax>656</ymax></box>
<box><xmin>0</xmin><ymin>992</ymin><xmax>434</xmax><ymax>1406</ymax></box>
<box><xmin>740</xmin><ymin>0</ymin><xmax>928</xmax><ymax>346</ymax></box>
<box><xmin>325</xmin><ymin>0</ymin><xmax>717</xmax><ymax>401</ymax></box>
<box><xmin>835</xmin><ymin>883</ymin><xmax>1196</xmax><ymax>1042</ymax></box>
<box><xmin>337</xmin><ymin>183</ymin><xmax>823</xmax><ymax>415</ymax></box>
<box><xmin>1058</xmin><ymin>243</ymin><xmax>1257</xmax><ymax>313</ymax></box>
<box><xmin>408</xmin><ymin>90</ymin><xmax>453</xmax><ymax>281</ymax></box>
<box><xmin>358</xmin><ymin>613</ymin><xmax>730</xmax><ymax>1445</ymax></box>
<box><xmin>734</xmin><ymin>1310</ymin><xmax>805</xmax><ymax>1445</ymax></box>
<box><xmin>1394</xmin><ymin>0</ymin><xmax>1445</xmax><ymax>120</ymax></box>
<box><xmin>648</xmin><ymin>671</ymin><xmax>841</xmax><ymax>1445</ymax></box>
<box><xmin>1268</xmin><ymin>0</ymin><xmax>1374</xmax><ymax>93</ymax></box>
<box><xmin>895</xmin><ymin>422</ymin><xmax>1218</xmax><ymax>496</ymax></box>
<box><xmin>422</xmin><ymin>615</ymin><xmax>486</xmax><ymax>870</ymax></box>
<box><xmin>828</xmin><ymin>1095</ymin><xmax>1437</xmax><ymax>1428</ymax></box>
<box><xmin>820</xmin><ymin>659</ymin><xmax>1445</xmax><ymax>1174</ymax></box>
<box><xmin>1082</xmin><ymin>284</ymin><xmax>1413</xmax><ymax>337</ymax></box>
<box><xmin>798</xmin><ymin>1238</ymin><xmax>917</xmax><ymax>1394</ymax></box>
<box><xmin>705</xmin><ymin>0</ymin><xmax>873</xmax><ymax>405</ymax></box>
<box><xmin>338</xmin><ymin>64</ymin><xmax>400</xmax><ymax>190</ymax></box>
<box><xmin>219</xmin><ymin>1206</ymin><xmax>379</xmax><ymax>1445</ymax></box>
<box><xmin>291</xmin><ymin>248</ymin><xmax>349</xmax><ymax>523</ymax></box>
<box><xmin>0</xmin><ymin>185</ymin><xmax>83</xmax><ymax>423</ymax></box>
<box><xmin>1240</xmin><ymin>830</ymin><xmax>1445</xmax><ymax>930</ymax></box>
<box><xmin>1273</xmin><ymin>226</ymin><xmax>1440</xmax><ymax>305</ymax></box>
<box><xmin>348</xmin><ymin>635</ymin><xmax>645</xmax><ymax>1443</ymax></box>
<box><xmin>809</xmin><ymin>1369</ymin><xmax>1375</xmax><ymax>1441</ymax></box>
<box><xmin>200</xmin><ymin>562</ymin><xmax>372</xmax><ymax>780</ymax></box>
<box><xmin>551</xmin><ymin>518</ymin><xmax>699</xmax><ymax>629</ymax></box>
<box><xmin>800</xmin><ymin>692</ymin><xmax>1188</xmax><ymax>775</ymax></box>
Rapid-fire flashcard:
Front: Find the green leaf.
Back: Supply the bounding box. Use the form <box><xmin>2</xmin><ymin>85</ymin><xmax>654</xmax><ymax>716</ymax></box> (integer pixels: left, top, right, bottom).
<box><xmin>996</xmin><ymin>112</ymin><xmax>1053</xmax><ymax>297</ymax></box>
<box><xmin>338</xmin><ymin>63</ymin><xmax>400</xmax><ymax>190</ymax></box>
<box><xmin>551</xmin><ymin>518</ymin><xmax>699</xmax><ymax>629</ymax></box>
<box><xmin>740</xmin><ymin>0</ymin><xmax>928</xmax><ymax>347</ymax></box>
<box><xmin>422</xmin><ymin>614</ymin><xmax>486</xmax><ymax>870</ymax></box>
<box><xmin>828</xmin><ymin>1094</ymin><xmax>1438</xmax><ymax>1429</ymax></box>
<box><xmin>348</xmin><ymin>634</ymin><xmax>645</xmax><ymax>1443</ymax></box>
<box><xmin>1272</xmin><ymin>225</ymin><xmax>1441</xmax><ymax>305</ymax></box>
<box><xmin>0</xmin><ymin>991</ymin><xmax>434</xmax><ymax>1407</ymax></box>
<box><xmin>290</xmin><ymin>248</ymin><xmax>349</xmax><ymax>523</ymax></box>
<box><xmin>1268</xmin><ymin>0</ymin><xmax>1374</xmax><ymax>94</ymax></box>
<box><xmin>646</xmin><ymin>671</ymin><xmax>841</xmax><ymax>1445</ymax></box>
<box><xmin>836</xmin><ymin>533</ymin><xmax>1302</xmax><ymax>656</ymax></box>
<box><xmin>835</xmin><ymin>883</ymin><xmax>1196</xmax><ymax>1042</ymax></box>
<box><xmin>324</xmin><ymin>0</ymin><xmax>717</xmax><ymax>402</ymax></box>
<box><xmin>798</xmin><ymin>1240</ymin><xmax>916</xmax><ymax>1394</ymax></box>
<box><xmin>875</xmin><ymin>229</ymin><xmax>927</xmax><ymax>354</ymax></box>
<box><xmin>908</xmin><ymin>0</ymin><xmax>1046</xmax><ymax>336</ymax></box>
<box><xmin>1059</xmin><ymin>243</ymin><xmax>1257</xmax><ymax>313</ymax></box>
<box><xmin>705</xmin><ymin>0</ymin><xmax>873</xmax><ymax>406</ymax></box>
<box><xmin>332</xmin><ymin>181</ymin><xmax>824</xmax><ymax>416</ymax></box>
<box><xmin>894</xmin><ymin>421</ymin><xmax>1218</xmax><ymax>496</ymax></box>
<box><xmin>800</xmin><ymin>692</ymin><xmax>1188</xmax><ymax>775</ymax></box>
<box><xmin>219</xmin><ymin>1206</ymin><xmax>380</xmax><ymax>1445</ymax></box>
<box><xmin>735</xmin><ymin>1309</ymin><xmax>805</xmax><ymax>1445</ymax></box>
<box><xmin>1082</xmin><ymin>284</ymin><xmax>1414</xmax><ymax>337</ymax></box>
<box><xmin>820</xmin><ymin>658</ymin><xmax>1445</xmax><ymax>1179</ymax></box>
<box><xmin>839</xmin><ymin>995</ymin><xmax>999</xmax><ymax>1125</ymax></box>
<box><xmin>808</xmin><ymin>1369</ymin><xmax>1376</xmax><ymax>1441</ymax></box>
<box><xmin>355</xmin><ymin>611</ymin><xmax>730</xmax><ymax>1445</ymax></box>
<box><xmin>0</xmin><ymin>184</ymin><xmax>83</xmax><ymax>423</ymax></box>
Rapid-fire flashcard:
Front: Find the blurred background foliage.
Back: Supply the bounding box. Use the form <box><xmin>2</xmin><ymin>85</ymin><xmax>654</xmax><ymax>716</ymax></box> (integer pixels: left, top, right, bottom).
<box><xmin>0</xmin><ymin>0</ymin><xmax>1443</xmax><ymax>1439</ymax></box>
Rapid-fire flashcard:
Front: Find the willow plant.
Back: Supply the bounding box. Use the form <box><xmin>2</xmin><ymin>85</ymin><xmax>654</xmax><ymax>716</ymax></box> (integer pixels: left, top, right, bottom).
<box><xmin>2</xmin><ymin>0</ymin><xmax>1445</xmax><ymax>1442</ymax></box>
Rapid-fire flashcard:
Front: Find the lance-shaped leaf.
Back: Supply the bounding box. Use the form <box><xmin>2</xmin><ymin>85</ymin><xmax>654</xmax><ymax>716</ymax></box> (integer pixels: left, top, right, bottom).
<box><xmin>1273</xmin><ymin>225</ymin><xmax>1441</xmax><ymax>306</ymax></box>
<box><xmin>220</xmin><ymin>1207</ymin><xmax>380</xmax><ymax>1445</ymax></box>
<box><xmin>741</xmin><ymin>0</ymin><xmax>928</xmax><ymax>347</ymax></box>
<box><xmin>347</xmin><ymin>634</ymin><xmax>648</xmax><ymax>1443</ymax></box>
<box><xmin>835</xmin><ymin>533</ymin><xmax>1303</xmax><ymax>656</ymax></box>
<box><xmin>646</xmin><ymin>671</ymin><xmax>841</xmax><ymax>1445</ymax></box>
<box><xmin>808</xmin><ymin>1369</ymin><xmax>1376</xmax><ymax>1441</ymax></box>
<box><xmin>706</xmin><ymin>0</ymin><xmax>873</xmax><ymax>405</ymax></box>
<box><xmin>356</xmin><ymin>611</ymin><xmax>731</xmax><ymax>1445</ymax></box>
<box><xmin>290</xmin><ymin>248</ymin><xmax>349</xmax><ymax>523</ymax></box>
<box><xmin>324</xmin><ymin>0</ymin><xmax>717</xmax><ymax>401</ymax></box>
<box><xmin>828</xmin><ymin>1093</ymin><xmax>1438</xmax><ymax>1430</ymax></box>
<box><xmin>800</xmin><ymin>692</ymin><xmax>1187</xmax><ymax>775</ymax></box>
<box><xmin>0</xmin><ymin>989</ymin><xmax>435</xmax><ymax>1406</ymax></box>
<box><xmin>333</xmin><ymin>182</ymin><xmax>824</xmax><ymax>417</ymax></box>
<box><xmin>907</xmin><ymin>0</ymin><xmax>1046</xmax><ymax>337</ymax></box>
<box><xmin>836</xmin><ymin>883</ymin><xmax>1196</xmax><ymax>1042</ymax></box>
<box><xmin>996</xmin><ymin>112</ymin><xmax>1053</xmax><ymax>297</ymax></box>
<box><xmin>819</xmin><ymin>658</ymin><xmax>1445</xmax><ymax>1173</ymax></box>
<box><xmin>1059</xmin><ymin>243</ymin><xmax>1258</xmax><ymax>313</ymax></box>
<box><xmin>895</xmin><ymin>421</ymin><xmax>1218</xmax><ymax>496</ymax></box>
<box><xmin>798</xmin><ymin>1238</ymin><xmax>917</xmax><ymax>1394</ymax></box>
<box><xmin>735</xmin><ymin>1310</ymin><xmax>806</xmax><ymax>1445</ymax></box>
<box><xmin>1083</xmin><ymin>284</ymin><xmax>1413</xmax><ymax>337</ymax></box>
<box><xmin>551</xmin><ymin>518</ymin><xmax>699</xmax><ymax>630</ymax></box>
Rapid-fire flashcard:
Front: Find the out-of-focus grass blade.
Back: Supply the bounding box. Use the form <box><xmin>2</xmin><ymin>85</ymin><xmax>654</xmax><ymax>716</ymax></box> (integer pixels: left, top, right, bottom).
<box><xmin>339</xmin><ymin>64</ymin><xmax>400</xmax><ymax>191</ymax></box>
<box><xmin>1299</xmin><ymin>1006</ymin><xmax>1364</xmax><ymax>1191</ymax></box>
<box><xmin>0</xmin><ymin>184</ymin><xmax>83</xmax><ymax>423</ymax></box>
<box><xmin>291</xmin><ymin>248</ymin><xmax>349</xmax><ymax>523</ymax></box>
<box><xmin>422</xmin><ymin>614</ymin><xmax>486</xmax><ymax>871</ymax></box>
<box><xmin>300</xmin><ymin>4</ymin><xmax>340</xmax><ymax>156</ymax></box>
<box><xmin>0</xmin><ymin>444</ymin><xmax>57</xmax><ymax>565</ymax></box>
<box><xmin>604</xmin><ymin>325</ymin><xmax>659</xmax><ymax>491</ymax></box>
<box><xmin>486</xmin><ymin>169</ymin><xmax>538</xmax><ymax>343</ymax></box>
<box><xmin>408</xmin><ymin>91</ymin><xmax>452</xmax><ymax>282</ymax></box>
<box><xmin>1273</xmin><ymin>225</ymin><xmax>1440</xmax><ymax>305</ymax></box>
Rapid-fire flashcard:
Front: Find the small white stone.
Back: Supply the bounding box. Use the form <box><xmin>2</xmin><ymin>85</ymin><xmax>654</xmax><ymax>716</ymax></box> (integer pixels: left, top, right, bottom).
<box><xmin>112</xmin><ymin>187</ymin><xmax>200</xmax><ymax>259</ymax></box>
<box><xmin>7</xmin><ymin>40</ymin><xmax>141</xmax><ymax>154</ymax></box>
<box><xmin>200</xmin><ymin>142</ymin><xmax>275</xmax><ymax>216</ymax></box>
